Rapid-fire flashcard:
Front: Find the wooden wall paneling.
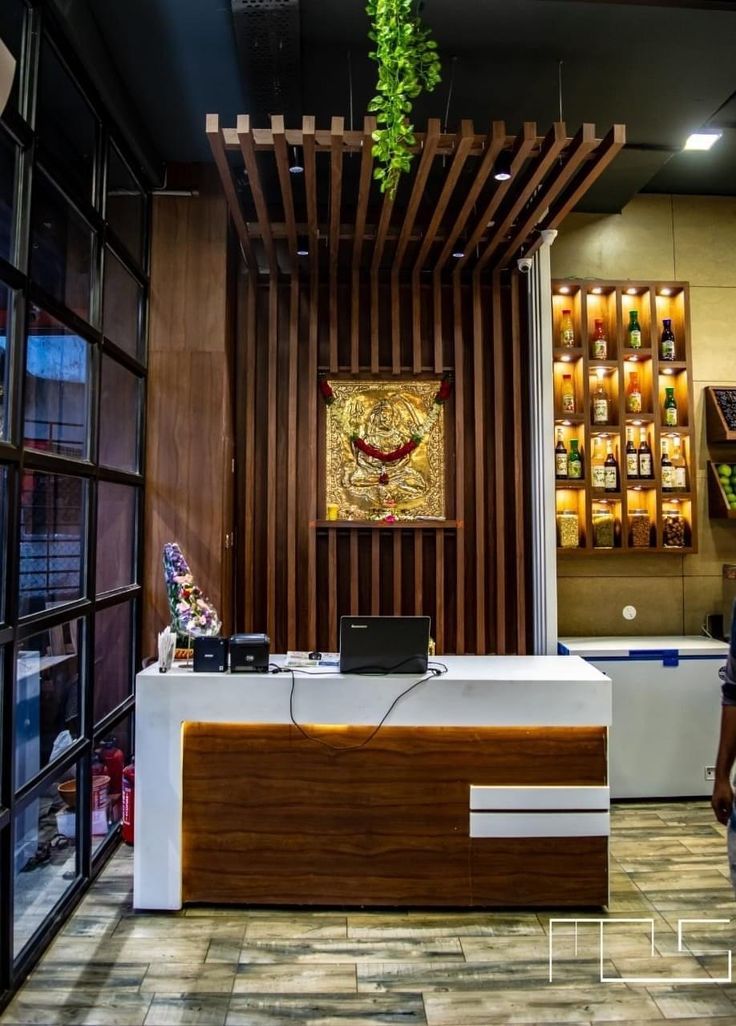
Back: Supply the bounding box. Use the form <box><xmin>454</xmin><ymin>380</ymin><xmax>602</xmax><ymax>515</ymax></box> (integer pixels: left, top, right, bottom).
<box><xmin>271</xmin><ymin>114</ymin><xmax>298</xmax><ymax>269</ymax></box>
<box><xmin>433</xmin><ymin>121</ymin><xmax>506</xmax><ymax>275</ymax></box>
<box><xmin>412</xmin><ymin>120</ymin><xmax>474</xmax><ymax>275</ymax></box>
<box><xmin>474</xmin><ymin>123</ymin><xmax>567</xmax><ymax>274</ymax></box>
<box><xmin>491</xmin><ymin>271</ymin><xmax>507</xmax><ymax>653</ymax></box>
<box><xmin>307</xmin><ymin>271</ymin><xmax>319</xmax><ymax>647</ymax></box>
<box><xmin>452</xmin><ymin>277</ymin><xmax>465</xmax><ymax>653</ymax></box>
<box><xmin>328</xmin><ymin>531</ymin><xmax>337</xmax><ymax>650</ymax></box>
<box><xmin>414</xmin><ymin>533</ymin><xmax>423</xmax><ymax>614</ymax></box>
<box><xmin>530</xmin><ymin>126</ymin><xmax>626</xmax><ymax>261</ymax></box>
<box><xmin>243</xmin><ymin>276</ymin><xmax>257</xmax><ymax>630</ymax></box>
<box><xmin>350</xmin><ymin>533</ymin><xmax>359</xmax><ymax>613</ymax></box>
<box><xmin>266</xmin><ymin>280</ymin><xmax>278</xmax><ymax>641</ymax></box>
<box><xmin>371</xmin><ymin>191</ymin><xmax>395</xmax><ymax>275</ymax></box>
<box><xmin>390</xmin><ymin>276</ymin><xmax>401</xmax><ymax>374</ymax></box>
<box><xmin>371</xmin><ymin>533</ymin><xmax>380</xmax><ymax>614</ymax></box>
<box><xmin>370</xmin><ymin>273</ymin><xmax>380</xmax><ymax>375</ymax></box>
<box><xmin>351</xmin><ymin>118</ymin><xmax>375</xmax><ymax>374</ymax></box>
<box><xmin>329</xmin><ymin>117</ymin><xmax>344</xmax><ymax>373</ymax></box>
<box><xmin>510</xmin><ymin>272</ymin><xmax>527</xmax><ymax>652</ymax></box>
<box><xmin>302</xmin><ymin>116</ymin><xmax>318</xmax><ymax>262</ymax></box>
<box><xmin>432</xmin><ymin>273</ymin><xmax>443</xmax><ymax>375</ymax></box>
<box><xmin>205</xmin><ymin>115</ymin><xmax>257</xmax><ymax>275</ymax></box>
<box><xmin>435</xmin><ymin>531</ymin><xmax>445</xmax><ymax>652</ymax></box>
<box><xmin>454</xmin><ymin>123</ymin><xmax>537</xmax><ymax>278</ymax></box>
<box><xmin>393</xmin><ymin>532</ymin><xmax>402</xmax><ymax>613</ymax></box>
<box><xmin>411</xmin><ymin>274</ymin><xmax>422</xmax><ymax>374</ymax></box>
<box><xmin>471</xmin><ymin>274</ymin><xmax>487</xmax><ymax>652</ymax></box>
<box><xmin>286</xmin><ymin>276</ymin><xmax>299</xmax><ymax>648</ymax></box>
<box><xmin>495</xmin><ymin>124</ymin><xmax>598</xmax><ymax>270</ymax></box>
<box><xmin>237</xmin><ymin>115</ymin><xmax>277</xmax><ymax>275</ymax></box>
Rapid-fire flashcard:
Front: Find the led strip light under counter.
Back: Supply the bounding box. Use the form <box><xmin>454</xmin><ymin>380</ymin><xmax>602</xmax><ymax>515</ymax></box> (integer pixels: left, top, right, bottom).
<box><xmin>469</xmin><ymin>785</ymin><xmax>610</xmax><ymax>838</ymax></box>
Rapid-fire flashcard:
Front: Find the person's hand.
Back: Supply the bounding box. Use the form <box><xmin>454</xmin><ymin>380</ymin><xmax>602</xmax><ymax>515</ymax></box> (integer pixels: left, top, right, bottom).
<box><xmin>711</xmin><ymin>777</ymin><xmax>733</xmax><ymax>825</ymax></box>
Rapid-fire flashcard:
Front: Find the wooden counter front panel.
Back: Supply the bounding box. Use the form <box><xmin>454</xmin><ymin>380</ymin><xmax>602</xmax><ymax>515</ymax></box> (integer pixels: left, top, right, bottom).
<box><xmin>182</xmin><ymin>724</ymin><xmax>607</xmax><ymax>907</ymax></box>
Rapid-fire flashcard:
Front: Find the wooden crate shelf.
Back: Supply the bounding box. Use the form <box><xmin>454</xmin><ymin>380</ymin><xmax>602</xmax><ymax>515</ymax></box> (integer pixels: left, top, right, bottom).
<box><xmin>707</xmin><ymin>462</ymin><xmax>736</xmax><ymax>519</ymax></box>
<box><xmin>705</xmin><ymin>387</ymin><xmax>736</xmax><ymax>443</ymax></box>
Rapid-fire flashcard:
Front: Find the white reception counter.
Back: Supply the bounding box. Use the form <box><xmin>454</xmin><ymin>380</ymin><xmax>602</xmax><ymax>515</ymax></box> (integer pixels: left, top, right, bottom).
<box><xmin>134</xmin><ymin>655</ymin><xmax>611</xmax><ymax>910</ymax></box>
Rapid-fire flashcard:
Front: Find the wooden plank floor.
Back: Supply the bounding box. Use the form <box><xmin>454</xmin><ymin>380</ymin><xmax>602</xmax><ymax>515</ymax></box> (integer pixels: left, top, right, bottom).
<box><xmin>3</xmin><ymin>801</ymin><xmax>736</xmax><ymax>1025</ymax></box>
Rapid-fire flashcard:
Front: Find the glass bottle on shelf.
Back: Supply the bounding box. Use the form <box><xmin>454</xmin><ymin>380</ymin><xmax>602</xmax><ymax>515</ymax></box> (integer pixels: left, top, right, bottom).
<box><xmin>555</xmin><ymin>428</ymin><xmax>568</xmax><ymax>480</ymax></box>
<box><xmin>638</xmin><ymin>427</ymin><xmax>653</xmax><ymax>479</ymax></box>
<box><xmin>568</xmin><ymin>438</ymin><xmax>583</xmax><ymax>480</ymax></box>
<box><xmin>664</xmin><ymin>385</ymin><xmax>678</xmax><ymax>426</ymax></box>
<box><xmin>591</xmin><ymin>437</ymin><xmax>605</xmax><ymax>490</ymax></box>
<box><xmin>591</xmin><ymin>318</ymin><xmax>608</xmax><ymax>360</ymax></box>
<box><xmin>604</xmin><ymin>440</ymin><xmax>619</xmax><ymax>492</ymax></box>
<box><xmin>625</xmin><ymin>427</ymin><xmax>638</xmax><ymax>479</ymax></box>
<box><xmin>561</xmin><ymin>374</ymin><xmax>575</xmax><ymax>414</ymax></box>
<box><xmin>592</xmin><ymin>369</ymin><xmax>609</xmax><ymax>425</ymax></box>
<box><xmin>660</xmin><ymin>318</ymin><xmax>675</xmax><ymax>361</ymax></box>
<box><xmin>560</xmin><ymin>309</ymin><xmax>575</xmax><ymax>348</ymax></box>
<box><xmin>626</xmin><ymin>371</ymin><xmax>642</xmax><ymax>414</ymax></box>
<box><xmin>627</xmin><ymin>310</ymin><xmax>642</xmax><ymax>350</ymax></box>
<box><xmin>672</xmin><ymin>438</ymin><xmax>687</xmax><ymax>491</ymax></box>
<box><xmin>661</xmin><ymin>439</ymin><xmax>675</xmax><ymax>492</ymax></box>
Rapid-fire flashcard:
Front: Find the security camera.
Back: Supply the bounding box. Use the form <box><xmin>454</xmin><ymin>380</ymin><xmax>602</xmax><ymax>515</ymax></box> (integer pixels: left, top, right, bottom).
<box><xmin>540</xmin><ymin>228</ymin><xmax>558</xmax><ymax>246</ymax></box>
<box><xmin>517</xmin><ymin>256</ymin><xmax>533</xmax><ymax>274</ymax></box>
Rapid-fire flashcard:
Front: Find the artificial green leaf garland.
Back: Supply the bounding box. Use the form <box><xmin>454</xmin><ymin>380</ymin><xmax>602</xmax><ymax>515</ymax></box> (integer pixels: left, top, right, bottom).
<box><xmin>366</xmin><ymin>0</ymin><xmax>442</xmax><ymax>198</ymax></box>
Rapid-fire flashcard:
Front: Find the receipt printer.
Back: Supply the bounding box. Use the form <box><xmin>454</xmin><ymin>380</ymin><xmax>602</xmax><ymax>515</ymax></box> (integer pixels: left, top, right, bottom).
<box><xmin>193</xmin><ymin>636</ymin><xmax>228</xmax><ymax>672</ymax></box>
<box><xmin>229</xmin><ymin>633</ymin><xmax>270</xmax><ymax>672</ymax></box>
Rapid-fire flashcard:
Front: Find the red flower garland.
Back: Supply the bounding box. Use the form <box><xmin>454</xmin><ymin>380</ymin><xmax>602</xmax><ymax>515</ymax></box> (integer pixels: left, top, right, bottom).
<box><xmin>319</xmin><ymin>375</ymin><xmax>453</xmax><ymax>464</ymax></box>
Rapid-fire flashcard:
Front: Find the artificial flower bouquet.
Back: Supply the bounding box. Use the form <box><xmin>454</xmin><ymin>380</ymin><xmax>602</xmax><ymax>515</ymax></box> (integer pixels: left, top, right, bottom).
<box><xmin>162</xmin><ymin>542</ymin><xmax>221</xmax><ymax>642</ymax></box>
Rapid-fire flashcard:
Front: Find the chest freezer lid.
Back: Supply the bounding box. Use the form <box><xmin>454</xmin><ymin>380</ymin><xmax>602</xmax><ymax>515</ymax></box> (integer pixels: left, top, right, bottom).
<box><xmin>559</xmin><ymin>636</ymin><xmax>729</xmax><ymax>659</ymax></box>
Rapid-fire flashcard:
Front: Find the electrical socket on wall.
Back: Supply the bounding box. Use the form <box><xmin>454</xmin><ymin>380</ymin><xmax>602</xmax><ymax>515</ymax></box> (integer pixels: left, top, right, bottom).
<box><xmin>705</xmin><ymin>766</ymin><xmax>716</xmax><ymax>781</ymax></box>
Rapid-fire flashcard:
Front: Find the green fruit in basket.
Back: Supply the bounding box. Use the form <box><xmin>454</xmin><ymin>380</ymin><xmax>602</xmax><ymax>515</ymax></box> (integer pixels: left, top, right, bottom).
<box><xmin>719</xmin><ymin>463</ymin><xmax>733</xmax><ymax>477</ymax></box>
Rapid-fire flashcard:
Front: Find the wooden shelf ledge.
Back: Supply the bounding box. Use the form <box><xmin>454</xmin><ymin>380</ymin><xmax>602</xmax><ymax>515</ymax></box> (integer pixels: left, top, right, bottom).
<box><xmin>312</xmin><ymin>519</ymin><xmax>461</xmax><ymax>530</ymax></box>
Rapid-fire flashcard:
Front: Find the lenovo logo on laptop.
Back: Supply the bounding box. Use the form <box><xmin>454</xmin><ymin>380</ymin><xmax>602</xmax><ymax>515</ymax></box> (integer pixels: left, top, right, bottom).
<box><xmin>339</xmin><ymin>616</ymin><xmax>430</xmax><ymax>675</ymax></box>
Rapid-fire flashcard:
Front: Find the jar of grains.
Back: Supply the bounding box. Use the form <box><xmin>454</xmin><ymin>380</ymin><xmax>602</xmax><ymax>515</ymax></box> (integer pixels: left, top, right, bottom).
<box><xmin>592</xmin><ymin>507</ymin><xmax>615</xmax><ymax>548</ymax></box>
<box><xmin>628</xmin><ymin>509</ymin><xmax>651</xmax><ymax>548</ymax></box>
<box><xmin>556</xmin><ymin>510</ymin><xmax>580</xmax><ymax>549</ymax></box>
<box><xmin>663</xmin><ymin>510</ymin><xmax>686</xmax><ymax>548</ymax></box>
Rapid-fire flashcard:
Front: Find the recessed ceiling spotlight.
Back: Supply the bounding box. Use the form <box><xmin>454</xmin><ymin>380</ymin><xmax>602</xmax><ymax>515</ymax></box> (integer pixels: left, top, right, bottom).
<box><xmin>452</xmin><ymin>248</ymin><xmax>465</xmax><ymax>259</ymax></box>
<box><xmin>561</xmin><ymin>420</ymin><xmax>571</xmax><ymax>426</ymax></box>
<box><xmin>296</xmin><ymin>246</ymin><xmax>309</xmax><ymax>256</ymax></box>
<box><xmin>663</xmin><ymin>368</ymin><xmax>674</xmax><ymax>375</ymax></box>
<box><xmin>493</xmin><ymin>150</ymin><xmax>512</xmax><ymax>181</ymax></box>
<box><xmin>591</xmin><ymin>287</ymin><xmax>603</xmax><ymax>295</ymax></box>
<box><xmin>659</xmin><ymin>288</ymin><xmax>672</xmax><ymax>296</ymax></box>
<box><xmin>559</xmin><ymin>286</ymin><xmax>570</xmax><ymax>294</ymax></box>
<box><xmin>683</xmin><ymin>131</ymin><xmax>722</xmax><ymax>151</ymax></box>
<box><xmin>626</xmin><ymin>287</ymin><xmax>638</xmax><ymax>295</ymax></box>
<box><xmin>561</xmin><ymin>355</ymin><xmax>572</xmax><ymax>362</ymax></box>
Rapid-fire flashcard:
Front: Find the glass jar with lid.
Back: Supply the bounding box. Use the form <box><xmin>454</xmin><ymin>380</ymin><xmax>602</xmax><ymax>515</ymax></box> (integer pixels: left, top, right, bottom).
<box><xmin>592</xmin><ymin>506</ymin><xmax>615</xmax><ymax>548</ymax></box>
<box><xmin>663</xmin><ymin>509</ymin><xmax>686</xmax><ymax>548</ymax></box>
<box><xmin>556</xmin><ymin>510</ymin><xmax>579</xmax><ymax>549</ymax></box>
<box><xmin>628</xmin><ymin>508</ymin><xmax>651</xmax><ymax>548</ymax></box>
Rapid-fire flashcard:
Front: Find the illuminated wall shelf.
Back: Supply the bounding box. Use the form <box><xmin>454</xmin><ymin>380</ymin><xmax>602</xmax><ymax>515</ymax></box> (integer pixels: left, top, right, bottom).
<box><xmin>552</xmin><ymin>279</ymin><xmax>697</xmax><ymax>555</ymax></box>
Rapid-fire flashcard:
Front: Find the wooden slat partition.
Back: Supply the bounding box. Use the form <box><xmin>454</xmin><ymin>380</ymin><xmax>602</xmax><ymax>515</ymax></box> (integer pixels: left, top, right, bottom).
<box><xmin>206</xmin><ymin>114</ymin><xmax>626</xmax><ymax>657</ymax></box>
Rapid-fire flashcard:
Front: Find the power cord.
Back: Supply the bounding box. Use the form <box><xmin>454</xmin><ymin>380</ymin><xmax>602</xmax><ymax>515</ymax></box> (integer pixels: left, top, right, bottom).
<box><xmin>270</xmin><ymin>660</ymin><xmax>447</xmax><ymax>752</ymax></box>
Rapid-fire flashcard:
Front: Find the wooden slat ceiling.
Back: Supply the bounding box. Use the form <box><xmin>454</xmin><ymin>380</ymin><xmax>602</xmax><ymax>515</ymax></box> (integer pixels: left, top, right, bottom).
<box><xmin>207</xmin><ymin>114</ymin><xmax>625</xmax><ymax>279</ymax></box>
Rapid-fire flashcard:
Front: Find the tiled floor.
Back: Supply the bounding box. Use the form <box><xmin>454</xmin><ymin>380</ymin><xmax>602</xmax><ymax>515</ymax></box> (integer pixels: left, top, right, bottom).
<box><xmin>3</xmin><ymin>801</ymin><xmax>736</xmax><ymax>1025</ymax></box>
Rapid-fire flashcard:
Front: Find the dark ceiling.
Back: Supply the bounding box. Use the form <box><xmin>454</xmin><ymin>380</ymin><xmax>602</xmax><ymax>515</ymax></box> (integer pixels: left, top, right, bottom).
<box><xmin>83</xmin><ymin>0</ymin><xmax>736</xmax><ymax>212</ymax></box>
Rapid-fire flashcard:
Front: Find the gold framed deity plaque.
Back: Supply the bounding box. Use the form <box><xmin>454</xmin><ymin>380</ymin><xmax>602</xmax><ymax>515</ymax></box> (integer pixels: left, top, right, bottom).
<box><xmin>322</xmin><ymin>378</ymin><xmax>448</xmax><ymax>520</ymax></box>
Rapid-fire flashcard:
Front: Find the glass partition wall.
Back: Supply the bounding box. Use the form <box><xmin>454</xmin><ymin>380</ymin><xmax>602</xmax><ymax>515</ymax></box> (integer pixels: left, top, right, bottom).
<box><xmin>0</xmin><ymin>0</ymin><xmax>149</xmax><ymax>1000</ymax></box>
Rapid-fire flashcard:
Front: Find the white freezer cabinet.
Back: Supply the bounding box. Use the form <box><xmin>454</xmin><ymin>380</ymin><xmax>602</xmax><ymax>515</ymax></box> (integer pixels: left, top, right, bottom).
<box><xmin>559</xmin><ymin>637</ymin><xmax>728</xmax><ymax>800</ymax></box>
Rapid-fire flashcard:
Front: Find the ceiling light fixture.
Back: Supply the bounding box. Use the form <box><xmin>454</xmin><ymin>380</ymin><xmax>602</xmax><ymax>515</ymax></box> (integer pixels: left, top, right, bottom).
<box><xmin>561</xmin><ymin>355</ymin><xmax>572</xmax><ymax>362</ymax></box>
<box><xmin>591</xmin><ymin>287</ymin><xmax>603</xmax><ymax>295</ymax></box>
<box><xmin>289</xmin><ymin>146</ymin><xmax>304</xmax><ymax>174</ymax></box>
<box><xmin>558</xmin><ymin>286</ymin><xmax>570</xmax><ymax>294</ymax></box>
<box><xmin>663</xmin><ymin>368</ymin><xmax>674</xmax><ymax>375</ymax></box>
<box><xmin>626</xmin><ymin>287</ymin><xmax>638</xmax><ymax>295</ymax></box>
<box><xmin>659</xmin><ymin>288</ymin><xmax>672</xmax><ymax>296</ymax></box>
<box><xmin>493</xmin><ymin>150</ymin><xmax>512</xmax><ymax>181</ymax></box>
<box><xmin>683</xmin><ymin>131</ymin><xmax>722</xmax><ymax>151</ymax></box>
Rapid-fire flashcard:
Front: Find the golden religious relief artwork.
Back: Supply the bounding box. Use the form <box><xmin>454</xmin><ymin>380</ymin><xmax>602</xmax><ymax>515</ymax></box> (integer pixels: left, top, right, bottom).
<box><xmin>325</xmin><ymin>380</ymin><xmax>446</xmax><ymax>520</ymax></box>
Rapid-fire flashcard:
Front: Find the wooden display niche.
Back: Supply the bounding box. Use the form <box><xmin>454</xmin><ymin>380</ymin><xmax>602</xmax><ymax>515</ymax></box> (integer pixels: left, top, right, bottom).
<box><xmin>552</xmin><ymin>279</ymin><xmax>697</xmax><ymax>555</ymax></box>
<box><xmin>707</xmin><ymin>462</ymin><xmax>736</xmax><ymax>520</ymax></box>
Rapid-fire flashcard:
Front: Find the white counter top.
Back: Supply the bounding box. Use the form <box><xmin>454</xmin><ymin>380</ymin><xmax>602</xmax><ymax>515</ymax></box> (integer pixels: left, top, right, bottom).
<box><xmin>134</xmin><ymin>655</ymin><xmax>611</xmax><ymax>909</ymax></box>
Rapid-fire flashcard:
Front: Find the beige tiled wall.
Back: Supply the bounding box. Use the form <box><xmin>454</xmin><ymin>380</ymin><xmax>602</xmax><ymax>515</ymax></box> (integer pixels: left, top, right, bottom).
<box><xmin>552</xmin><ymin>195</ymin><xmax>736</xmax><ymax>638</ymax></box>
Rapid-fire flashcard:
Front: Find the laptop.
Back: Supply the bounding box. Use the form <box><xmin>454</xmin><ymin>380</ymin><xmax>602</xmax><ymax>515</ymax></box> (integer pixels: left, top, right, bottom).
<box><xmin>339</xmin><ymin>616</ymin><xmax>431</xmax><ymax>675</ymax></box>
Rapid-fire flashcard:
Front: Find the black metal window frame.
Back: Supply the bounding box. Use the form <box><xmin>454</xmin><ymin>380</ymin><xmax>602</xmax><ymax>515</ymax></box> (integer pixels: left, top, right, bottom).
<box><xmin>0</xmin><ymin>0</ymin><xmax>151</xmax><ymax>1002</ymax></box>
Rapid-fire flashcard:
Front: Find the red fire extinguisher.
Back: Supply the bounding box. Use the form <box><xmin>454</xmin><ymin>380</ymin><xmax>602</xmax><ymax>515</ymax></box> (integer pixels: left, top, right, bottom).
<box><xmin>121</xmin><ymin>760</ymin><xmax>135</xmax><ymax>845</ymax></box>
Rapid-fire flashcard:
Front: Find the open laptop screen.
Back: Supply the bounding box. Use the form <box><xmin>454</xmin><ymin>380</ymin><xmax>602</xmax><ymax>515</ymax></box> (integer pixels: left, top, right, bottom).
<box><xmin>339</xmin><ymin>616</ymin><xmax>430</xmax><ymax>674</ymax></box>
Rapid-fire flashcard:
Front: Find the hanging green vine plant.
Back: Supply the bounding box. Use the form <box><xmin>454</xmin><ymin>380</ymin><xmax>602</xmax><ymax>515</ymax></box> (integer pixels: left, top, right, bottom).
<box><xmin>366</xmin><ymin>0</ymin><xmax>442</xmax><ymax>198</ymax></box>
